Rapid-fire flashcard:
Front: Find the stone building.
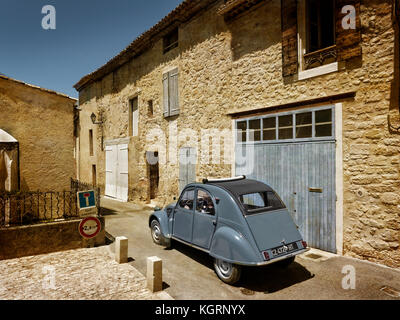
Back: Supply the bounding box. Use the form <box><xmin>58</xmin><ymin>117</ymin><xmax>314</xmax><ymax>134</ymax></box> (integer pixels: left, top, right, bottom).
<box><xmin>0</xmin><ymin>75</ymin><xmax>77</xmax><ymax>191</ymax></box>
<box><xmin>74</xmin><ymin>0</ymin><xmax>400</xmax><ymax>267</ymax></box>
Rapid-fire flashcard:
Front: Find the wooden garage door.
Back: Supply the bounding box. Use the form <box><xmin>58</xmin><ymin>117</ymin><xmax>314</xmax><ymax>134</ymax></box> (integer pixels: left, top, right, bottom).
<box><xmin>235</xmin><ymin>106</ymin><xmax>337</xmax><ymax>253</ymax></box>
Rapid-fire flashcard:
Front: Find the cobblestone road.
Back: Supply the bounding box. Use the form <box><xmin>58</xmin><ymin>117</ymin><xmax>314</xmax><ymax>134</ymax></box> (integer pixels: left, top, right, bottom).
<box><xmin>0</xmin><ymin>246</ymin><xmax>172</xmax><ymax>300</ymax></box>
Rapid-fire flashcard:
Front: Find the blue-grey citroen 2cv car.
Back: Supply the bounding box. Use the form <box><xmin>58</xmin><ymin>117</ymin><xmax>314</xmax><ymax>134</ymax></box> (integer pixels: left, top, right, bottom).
<box><xmin>149</xmin><ymin>176</ymin><xmax>309</xmax><ymax>284</ymax></box>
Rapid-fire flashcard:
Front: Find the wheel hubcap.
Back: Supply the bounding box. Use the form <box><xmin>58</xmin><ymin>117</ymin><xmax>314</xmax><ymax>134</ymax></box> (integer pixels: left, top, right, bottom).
<box><xmin>152</xmin><ymin>224</ymin><xmax>161</xmax><ymax>242</ymax></box>
<box><xmin>216</xmin><ymin>259</ymin><xmax>233</xmax><ymax>278</ymax></box>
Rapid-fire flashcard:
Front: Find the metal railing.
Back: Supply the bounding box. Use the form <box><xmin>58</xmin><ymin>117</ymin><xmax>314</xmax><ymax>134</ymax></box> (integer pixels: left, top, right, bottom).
<box><xmin>0</xmin><ymin>179</ymin><xmax>102</xmax><ymax>228</ymax></box>
<box><xmin>0</xmin><ymin>190</ymin><xmax>79</xmax><ymax>228</ymax></box>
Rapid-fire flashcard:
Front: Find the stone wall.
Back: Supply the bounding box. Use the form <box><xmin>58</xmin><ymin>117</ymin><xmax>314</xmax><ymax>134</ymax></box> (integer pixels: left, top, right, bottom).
<box><xmin>0</xmin><ymin>77</ymin><xmax>77</xmax><ymax>192</ymax></box>
<box><xmin>0</xmin><ymin>217</ymin><xmax>105</xmax><ymax>260</ymax></box>
<box><xmin>78</xmin><ymin>0</ymin><xmax>400</xmax><ymax>267</ymax></box>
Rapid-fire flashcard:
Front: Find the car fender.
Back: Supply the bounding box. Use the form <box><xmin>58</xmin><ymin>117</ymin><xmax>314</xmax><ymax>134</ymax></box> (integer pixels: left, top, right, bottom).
<box><xmin>209</xmin><ymin>226</ymin><xmax>263</xmax><ymax>266</ymax></box>
<box><xmin>149</xmin><ymin>210</ymin><xmax>171</xmax><ymax>239</ymax></box>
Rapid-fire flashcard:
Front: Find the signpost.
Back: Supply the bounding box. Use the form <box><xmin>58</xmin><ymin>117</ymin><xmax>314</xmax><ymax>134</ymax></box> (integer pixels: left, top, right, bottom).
<box><xmin>77</xmin><ymin>190</ymin><xmax>101</xmax><ymax>240</ymax></box>
<box><xmin>77</xmin><ymin>190</ymin><xmax>96</xmax><ymax>210</ymax></box>
<box><xmin>78</xmin><ymin>216</ymin><xmax>101</xmax><ymax>239</ymax></box>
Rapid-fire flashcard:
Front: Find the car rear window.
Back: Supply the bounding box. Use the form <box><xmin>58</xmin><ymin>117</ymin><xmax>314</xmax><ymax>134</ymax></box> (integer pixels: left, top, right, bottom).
<box><xmin>239</xmin><ymin>191</ymin><xmax>285</xmax><ymax>214</ymax></box>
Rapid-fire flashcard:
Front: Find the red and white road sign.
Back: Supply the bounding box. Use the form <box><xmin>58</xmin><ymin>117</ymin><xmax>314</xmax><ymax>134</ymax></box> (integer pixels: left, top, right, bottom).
<box><xmin>79</xmin><ymin>217</ymin><xmax>101</xmax><ymax>239</ymax></box>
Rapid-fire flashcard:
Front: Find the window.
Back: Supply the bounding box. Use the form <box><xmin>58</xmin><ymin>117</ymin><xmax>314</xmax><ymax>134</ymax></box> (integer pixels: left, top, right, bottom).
<box><xmin>130</xmin><ymin>97</ymin><xmax>139</xmax><ymax>137</ymax></box>
<box><xmin>296</xmin><ymin>112</ymin><xmax>312</xmax><ymax>138</ymax></box>
<box><xmin>249</xmin><ymin>119</ymin><xmax>261</xmax><ymax>142</ymax></box>
<box><xmin>92</xmin><ymin>165</ymin><xmax>97</xmax><ymax>186</ymax></box>
<box><xmin>236</xmin><ymin>107</ymin><xmax>334</xmax><ymax>143</ymax></box>
<box><xmin>89</xmin><ymin>129</ymin><xmax>94</xmax><ymax>156</ymax></box>
<box><xmin>301</xmin><ymin>0</ymin><xmax>337</xmax><ymax>71</ymax></box>
<box><xmin>163</xmin><ymin>68</ymin><xmax>179</xmax><ymax>118</ymax></box>
<box><xmin>196</xmin><ymin>189</ymin><xmax>215</xmax><ymax>215</ymax></box>
<box><xmin>278</xmin><ymin>115</ymin><xmax>293</xmax><ymax>140</ymax></box>
<box><xmin>163</xmin><ymin>28</ymin><xmax>178</xmax><ymax>54</ymax></box>
<box><xmin>236</xmin><ymin>121</ymin><xmax>247</xmax><ymax>143</ymax></box>
<box><xmin>148</xmin><ymin>100</ymin><xmax>154</xmax><ymax>116</ymax></box>
<box><xmin>263</xmin><ymin>117</ymin><xmax>276</xmax><ymax>141</ymax></box>
<box><xmin>178</xmin><ymin>189</ymin><xmax>195</xmax><ymax>211</ymax></box>
<box><xmin>239</xmin><ymin>191</ymin><xmax>285</xmax><ymax>214</ymax></box>
<box><xmin>315</xmin><ymin>109</ymin><xmax>333</xmax><ymax>137</ymax></box>
<box><xmin>306</xmin><ymin>0</ymin><xmax>335</xmax><ymax>54</ymax></box>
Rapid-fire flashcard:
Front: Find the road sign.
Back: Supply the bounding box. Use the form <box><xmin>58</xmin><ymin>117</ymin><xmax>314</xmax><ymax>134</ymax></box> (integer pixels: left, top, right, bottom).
<box><xmin>77</xmin><ymin>190</ymin><xmax>96</xmax><ymax>210</ymax></box>
<box><xmin>79</xmin><ymin>216</ymin><xmax>101</xmax><ymax>239</ymax></box>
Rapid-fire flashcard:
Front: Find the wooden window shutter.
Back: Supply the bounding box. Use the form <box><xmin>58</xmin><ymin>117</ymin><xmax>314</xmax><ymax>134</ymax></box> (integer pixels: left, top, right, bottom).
<box><xmin>169</xmin><ymin>68</ymin><xmax>179</xmax><ymax>117</ymax></box>
<box><xmin>335</xmin><ymin>0</ymin><xmax>362</xmax><ymax>62</ymax></box>
<box><xmin>281</xmin><ymin>0</ymin><xmax>298</xmax><ymax>77</ymax></box>
<box><xmin>163</xmin><ymin>72</ymin><xmax>169</xmax><ymax>117</ymax></box>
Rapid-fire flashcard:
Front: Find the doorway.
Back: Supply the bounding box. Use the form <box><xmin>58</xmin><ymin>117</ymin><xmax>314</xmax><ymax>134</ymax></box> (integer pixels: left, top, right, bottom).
<box><xmin>146</xmin><ymin>151</ymin><xmax>159</xmax><ymax>201</ymax></box>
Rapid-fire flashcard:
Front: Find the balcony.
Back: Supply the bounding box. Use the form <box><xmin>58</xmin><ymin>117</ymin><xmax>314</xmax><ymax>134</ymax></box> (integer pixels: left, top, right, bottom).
<box><xmin>303</xmin><ymin>45</ymin><xmax>337</xmax><ymax>70</ymax></box>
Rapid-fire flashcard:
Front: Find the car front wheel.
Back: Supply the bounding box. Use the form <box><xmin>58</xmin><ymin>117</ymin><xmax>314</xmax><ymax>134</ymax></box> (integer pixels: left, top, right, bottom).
<box><xmin>214</xmin><ymin>259</ymin><xmax>241</xmax><ymax>285</ymax></box>
<box><xmin>150</xmin><ymin>219</ymin><xmax>163</xmax><ymax>245</ymax></box>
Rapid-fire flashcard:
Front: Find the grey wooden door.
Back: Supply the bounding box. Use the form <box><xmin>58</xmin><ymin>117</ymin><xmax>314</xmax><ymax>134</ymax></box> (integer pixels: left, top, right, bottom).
<box><xmin>236</xmin><ymin>141</ymin><xmax>336</xmax><ymax>253</ymax></box>
<box><xmin>179</xmin><ymin>147</ymin><xmax>197</xmax><ymax>194</ymax></box>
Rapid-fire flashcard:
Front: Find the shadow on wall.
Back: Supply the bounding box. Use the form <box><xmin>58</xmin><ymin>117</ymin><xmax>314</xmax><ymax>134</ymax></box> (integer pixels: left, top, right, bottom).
<box><xmin>227</xmin><ymin>0</ymin><xmax>280</xmax><ymax>62</ymax></box>
<box><xmin>80</xmin><ymin>0</ymin><xmax>281</xmax><ymax>103</ymax></box>
<box><xmin>389</xmin><ymin>1</ymin><xmax>400</xmax><ymax>134</ymax></box>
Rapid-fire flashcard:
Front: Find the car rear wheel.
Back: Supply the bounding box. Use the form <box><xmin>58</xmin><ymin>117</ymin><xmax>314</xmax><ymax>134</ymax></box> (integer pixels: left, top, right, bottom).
<box><xmin>214</xmin><ymin>259</ymin><xmax>241</xmax><ymax>285</ymax></box>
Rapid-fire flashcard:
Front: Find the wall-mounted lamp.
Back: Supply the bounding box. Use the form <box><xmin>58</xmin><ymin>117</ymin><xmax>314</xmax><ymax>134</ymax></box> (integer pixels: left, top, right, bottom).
<box><xmin>90</xmin><ymin>112</ymin><xmax>104</xmax><ymax>151</ymax></box>
<box><xmin>91</xmin><ymin>112</ymin><xmax>103</xmax><ymax>125</ymax></box>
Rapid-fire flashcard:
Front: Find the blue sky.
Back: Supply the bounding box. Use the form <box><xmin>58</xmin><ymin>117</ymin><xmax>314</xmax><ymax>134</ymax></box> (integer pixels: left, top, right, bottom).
<box><xmin>0</xmin><ymin>0</ymin><xmax>183</xmax><ymax>98</ymax></box>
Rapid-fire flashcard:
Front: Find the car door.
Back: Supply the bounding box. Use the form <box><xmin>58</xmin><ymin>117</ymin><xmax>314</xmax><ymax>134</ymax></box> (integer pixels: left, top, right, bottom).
<box><xmin>172</xmin><ymin>188</ymin><xmax>195</xmax><ymax>243</ymax></box>
<box><xmin>192</xmin><ymin>188</ymin><xmax>217</xmax><ymax>249</ymax></box>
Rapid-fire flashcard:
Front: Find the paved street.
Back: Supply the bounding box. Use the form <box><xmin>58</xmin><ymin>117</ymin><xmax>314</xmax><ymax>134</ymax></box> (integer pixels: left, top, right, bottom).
<box><xmin>0</xmin><ymin>246</ymin><xmax>172</xmax><ymax>300</ymax></box>
<box><xmin>103</xmin><ymin>197</ymin><xmax>400</xmax><ymax>300</ymax></box>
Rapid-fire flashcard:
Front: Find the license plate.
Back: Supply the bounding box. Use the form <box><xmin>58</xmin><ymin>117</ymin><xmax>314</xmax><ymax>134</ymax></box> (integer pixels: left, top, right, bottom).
<box><xmin>270</xmin><ymin>242</ymin><xmax>298</xmax><ymax>257</ymax></box>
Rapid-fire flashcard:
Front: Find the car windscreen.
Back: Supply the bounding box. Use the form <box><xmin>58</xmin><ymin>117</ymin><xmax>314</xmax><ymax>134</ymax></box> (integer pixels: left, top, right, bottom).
<box><xmin>238</xmin><ymin>191</ymin><xmax>286</xmax><ymax>215</ymax></box>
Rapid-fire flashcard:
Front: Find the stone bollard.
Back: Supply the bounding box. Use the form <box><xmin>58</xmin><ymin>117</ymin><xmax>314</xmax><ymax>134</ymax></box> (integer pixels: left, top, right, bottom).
<box><xmin>115</xmin><ymin>236</ymin><xmax>128</xmax><ymax>264</ymax></box>
<box><xmin>147</xmin><ymin>256</ymin><xmax>163</xmax><ymax>293</ymax></box>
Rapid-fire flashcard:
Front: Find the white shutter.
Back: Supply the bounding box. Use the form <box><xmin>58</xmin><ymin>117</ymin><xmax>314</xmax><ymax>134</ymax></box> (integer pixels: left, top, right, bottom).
<box><xmin>105</xmin><ymin>145</ymin><xmax>117</xmax><ymax>198</ymax></box>
<box><xmin>169</xmin><ymin>68</ymin><xmax>179</xmax><ymax>116</ymax></box>
<box><xmin>116</xmin><ymin>144</ymin><xmax>129</xmax><ymax>202</ymax></box>
<box><xmin>131</xmin><ymin>98</ymin><xmax>139</xmax><ymax>137</ymax></box>
<box><xmin>163</xmin><ymin>72</ymin><xmax>169</xmax><ymax>118</ymax></box>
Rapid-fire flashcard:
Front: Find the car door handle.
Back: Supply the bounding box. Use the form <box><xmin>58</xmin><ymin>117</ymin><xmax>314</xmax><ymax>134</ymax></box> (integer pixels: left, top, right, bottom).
<box><xmin>212</xmin><ymin>220</ymin><xmax>217</xmax><ymax>226</ymax></box>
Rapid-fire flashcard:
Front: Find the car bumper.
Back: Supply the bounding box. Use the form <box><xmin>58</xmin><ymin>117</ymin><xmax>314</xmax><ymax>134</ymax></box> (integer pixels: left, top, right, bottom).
<box><xmin>254</xmin><ymin>247</ymin><xmax>310</xmax><ymax>266</ymax></box>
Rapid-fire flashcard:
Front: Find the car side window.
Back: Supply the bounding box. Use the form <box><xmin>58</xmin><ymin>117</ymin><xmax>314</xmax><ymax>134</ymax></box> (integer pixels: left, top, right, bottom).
<box><xmin>177</xmin><ymin>189</ymin><xmax>195</xmax><ymax>211</ymax></box>
<box><xmin>196</xmin><ymin>189</ymin><xmax>215</xmax><ymax>215</ymax></box>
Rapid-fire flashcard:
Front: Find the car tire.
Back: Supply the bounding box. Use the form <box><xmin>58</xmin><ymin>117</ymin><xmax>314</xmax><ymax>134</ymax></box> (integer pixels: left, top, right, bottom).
<box><xmin>150</xmin><ymin>219</ymin><xmax>163</xmax><ymax>246</ymax></box>
<box><xmin>214</xmin><ymin>259</ymin><xmax>242</xmax><ymax>285</ymax></box>
<box><xmin>275</xmin><ymin>256</ymin><xmax>295</xmax><ymax>268</ymax></box>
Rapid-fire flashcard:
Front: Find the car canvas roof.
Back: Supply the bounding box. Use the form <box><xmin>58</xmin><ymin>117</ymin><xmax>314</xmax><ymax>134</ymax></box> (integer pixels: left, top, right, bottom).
<box><xmin>205</xmin><ymin>178</ymin><xmax>273</xmax><ymax>197</ymax></box>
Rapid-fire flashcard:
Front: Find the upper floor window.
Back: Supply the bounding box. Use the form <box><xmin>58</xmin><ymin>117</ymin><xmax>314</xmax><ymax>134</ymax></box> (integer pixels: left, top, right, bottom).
<box><xmin>89</xmin><ymin>129</ymin><xmax>94</xmax><ymax>156</ymax></box>
<box><xmin>129</xmin><ymin>96</ymin><xmax>139</xmax><ymax>137</ymax></box>
<box><xmin>163</xmin><ymin>68</ymin><xmax>179</xmax><ymax>118</ymax></box>
<box><xmin>281</xmin><ymin>0</ymin><xmax>362</xmax><ymax>78</ymax></box>
<box><xmin>163</xmin><ymin>28</ymin><xmax>178</xmax><ymax>54</ymax></box>
<box><xmin>301</xmin><ymin>0</ymin><xmax>337</xmax><ymax>70</ymax></box>
<box><xmin>306</xmin><ymin>0</ymin><xmax>335</xmax><ymax>54</ymax></box>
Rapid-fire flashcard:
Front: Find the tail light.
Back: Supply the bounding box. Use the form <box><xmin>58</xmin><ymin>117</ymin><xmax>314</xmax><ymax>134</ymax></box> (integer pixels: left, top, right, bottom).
<box><xmin>262</xmin><ymin>251</ymin><xmax>270</xmax><ymax>261</ymax></box>
<box><xmin>302</xmin><ymin>241</ymin><xmax>308</xmax><ymax>249</ymax></box>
